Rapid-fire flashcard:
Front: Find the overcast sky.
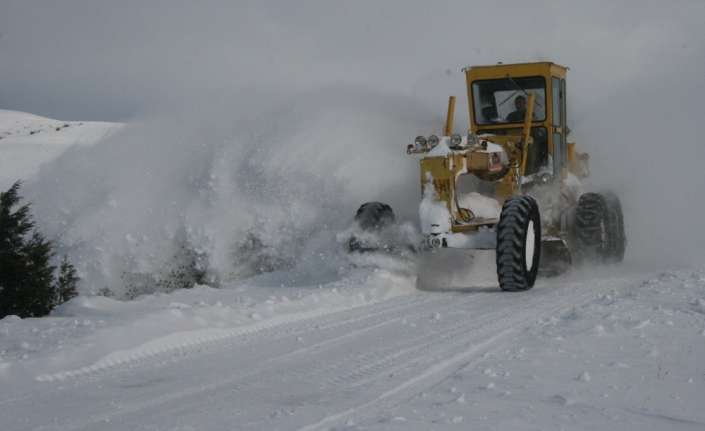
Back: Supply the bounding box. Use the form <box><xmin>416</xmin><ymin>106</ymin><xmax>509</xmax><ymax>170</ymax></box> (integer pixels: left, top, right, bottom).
<box><xmin>2</xmin><ymin>0</ymin><xmax>703</xmax><ymax>121</ymax></box>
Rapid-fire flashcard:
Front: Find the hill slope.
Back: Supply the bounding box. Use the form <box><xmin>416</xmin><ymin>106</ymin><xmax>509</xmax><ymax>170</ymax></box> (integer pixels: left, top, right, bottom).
<box><xmin>0</xmin><ymin>109</ymin><xmax>120</xmax><ymax>189</ymax></box>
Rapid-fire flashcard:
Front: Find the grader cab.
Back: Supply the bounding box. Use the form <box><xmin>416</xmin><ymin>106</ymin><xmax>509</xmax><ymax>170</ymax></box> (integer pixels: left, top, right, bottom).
<box><xmin>351</xmin><ymin>61</ymin><xmax>625</xmax><ymax>291</ymax></box>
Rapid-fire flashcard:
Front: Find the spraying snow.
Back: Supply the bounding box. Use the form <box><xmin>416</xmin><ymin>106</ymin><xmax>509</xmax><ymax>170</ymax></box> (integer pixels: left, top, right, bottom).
<box><xmin>19</xmin><ymin>87</ymin><xmax>437</xmax><ymax>297</ymax></box>
<box><xmin>418</xmin><ymin>177</ymin><xmax>452</xmax><ymax>235</ymax></box>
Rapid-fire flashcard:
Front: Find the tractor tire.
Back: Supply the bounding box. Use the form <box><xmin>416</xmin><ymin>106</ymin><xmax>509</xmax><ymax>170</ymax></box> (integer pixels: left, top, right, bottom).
<box><xmin>603</xmin><ymin>192</ymin><xmax>626</xmax><ymax>263</ymax></box>
<box><xmin>574</xmin><ymin>192</ymin><xmax>625</xmax><ymax>263</ymax></box>
<box><xmin>354</xmin><ymin>202</ymin><xmax>395</xmax><ymax>230</ymax></box>
<box><xmin>496</xmin><ymin>195</ymin><xmax>541</xmax><ymax>291</ymax></box>
<box><xmin>348</xmin><ymin>202</ymin><xmax>395</xmax><ymax>252</ymax></box>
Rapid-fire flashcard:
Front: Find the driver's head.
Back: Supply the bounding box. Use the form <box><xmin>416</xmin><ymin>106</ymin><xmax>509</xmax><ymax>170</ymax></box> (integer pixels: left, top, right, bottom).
<box><xmin>514</xmin><ymin>95</ymin><xmax>526</xmax><ymax>111</ymax></box>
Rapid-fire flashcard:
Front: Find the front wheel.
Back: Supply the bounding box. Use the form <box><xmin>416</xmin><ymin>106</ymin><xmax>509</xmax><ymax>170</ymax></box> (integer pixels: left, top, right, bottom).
<box><xmin>496</xmin><ymin>196</ymin><xmax>541</xmax><ymax>291</ymax></box>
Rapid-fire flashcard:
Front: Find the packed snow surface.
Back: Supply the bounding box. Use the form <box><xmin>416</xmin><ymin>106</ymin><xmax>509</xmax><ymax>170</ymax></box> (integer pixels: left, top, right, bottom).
<box><xmin>1</xmin><ymin>264</ymin><xmax>704</xmax><ymax>430</ymax></box>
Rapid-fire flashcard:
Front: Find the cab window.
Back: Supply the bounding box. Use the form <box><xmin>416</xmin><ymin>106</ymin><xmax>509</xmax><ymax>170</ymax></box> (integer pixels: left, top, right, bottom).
<box><xmin>472</xmin><ymin>76</ymin><xmax>546</xmax><ymax>125</ymax></box>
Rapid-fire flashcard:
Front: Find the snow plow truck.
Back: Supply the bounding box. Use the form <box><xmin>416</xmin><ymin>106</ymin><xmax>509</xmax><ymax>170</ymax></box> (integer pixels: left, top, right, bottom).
<box><xmin>349</xmin><ymin>61</ymin><xmax>626</xmax><ymax>291</ymax></box>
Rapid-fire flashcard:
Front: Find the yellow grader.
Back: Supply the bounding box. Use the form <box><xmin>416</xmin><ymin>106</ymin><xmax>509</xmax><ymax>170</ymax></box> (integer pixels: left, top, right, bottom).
<box><xmin>350</xmin><ymin>61</ymin><xmax>626</xmax><ymax>291</ymax></box>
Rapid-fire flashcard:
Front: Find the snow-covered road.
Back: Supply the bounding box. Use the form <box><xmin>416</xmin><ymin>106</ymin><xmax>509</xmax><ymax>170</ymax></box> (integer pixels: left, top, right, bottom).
<box><xmin>3</xmin><ymin>267</ymin><xmax>703</xmax><ymax>431</ymax></box>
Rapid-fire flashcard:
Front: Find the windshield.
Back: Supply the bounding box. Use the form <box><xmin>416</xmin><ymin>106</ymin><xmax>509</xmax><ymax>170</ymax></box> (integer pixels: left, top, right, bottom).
<box><xmin>472</xmin><ymin>76</ymin><xmax>546</xmax><ymax>125</ymax></box>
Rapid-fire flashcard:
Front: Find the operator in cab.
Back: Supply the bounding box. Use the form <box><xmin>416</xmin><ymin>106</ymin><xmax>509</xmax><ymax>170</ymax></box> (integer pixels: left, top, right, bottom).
<box><xmin>506</xmin><ymin>95</ymin><xmax>527</xmax><ymax>122</ymax></box>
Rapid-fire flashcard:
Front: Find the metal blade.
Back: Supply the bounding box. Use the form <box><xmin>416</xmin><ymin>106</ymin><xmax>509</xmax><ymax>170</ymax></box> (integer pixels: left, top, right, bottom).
<box><xmin>415</xmin><ymin>248</ymin><xmax>498</xmax><ymax>291</ymax></box>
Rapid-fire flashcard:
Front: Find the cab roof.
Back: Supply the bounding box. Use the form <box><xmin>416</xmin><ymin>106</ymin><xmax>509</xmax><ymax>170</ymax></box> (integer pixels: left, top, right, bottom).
<box><xmin>465</xmin><ymin>61</ymin><xmax>568</xmax><ymax>80</ymax></box>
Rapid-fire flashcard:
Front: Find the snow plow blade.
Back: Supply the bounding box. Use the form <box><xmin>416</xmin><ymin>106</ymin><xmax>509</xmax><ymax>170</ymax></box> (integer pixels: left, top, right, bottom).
<box><xmin>415</xmin><ymin>248</ymin><xmax>498</xmax><ymax>291</ymax></box>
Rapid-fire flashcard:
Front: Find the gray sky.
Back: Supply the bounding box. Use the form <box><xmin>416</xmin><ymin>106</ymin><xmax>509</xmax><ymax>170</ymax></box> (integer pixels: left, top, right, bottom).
<box><xmin>2</xmin><ymin>0</ymin><xmax>703</xmax><ymax>121</ymax></box>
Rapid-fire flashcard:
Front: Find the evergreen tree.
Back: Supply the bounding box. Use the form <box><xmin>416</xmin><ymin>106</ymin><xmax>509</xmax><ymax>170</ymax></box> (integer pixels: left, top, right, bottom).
<box><xmin>19</xmin><ymin>231</ymin><xmax>56</xmax><ymax>316</ymax></box>
<box><xmin>0</xmin><ymin>181</ymin><xmax>77</xmax><ymax>318</ymax></box>
<box><xmin>55</xmin><ymin>256</ymin><xmax>79</xmax><ymax>305</ymax></box>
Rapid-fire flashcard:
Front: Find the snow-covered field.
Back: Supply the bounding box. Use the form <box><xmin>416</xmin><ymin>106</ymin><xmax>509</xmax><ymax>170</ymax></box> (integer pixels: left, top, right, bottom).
<box><xmin>0</xmin><ymin>110</ymin><xmax>121</xmax><ymax>190</ymax></box>
<box><xmin>0</xmin><ymin>110</ymin><xmax>704</xmax><ymax>430</ymax></box>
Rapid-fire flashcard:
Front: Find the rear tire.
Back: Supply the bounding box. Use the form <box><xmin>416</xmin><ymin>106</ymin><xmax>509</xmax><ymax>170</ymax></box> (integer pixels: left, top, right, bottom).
<box><xmin>354</xmin><ymin>202</ymin><xmax>395</xmax><ymax>230</ymax></box>
<box><xmin>574</xmin><ymin>192</ymin><xmax>625</xmax><ymax>263</ymax></box>
<box><xmin>603</xmin><ymin>192</ymin><xmax>626</xmax><ymax>263</ymax></box>
<box><xmin>496</xmin><ymin>196</ymin><xmax>541</xmax><ymax>291</ymax></box>
<box><xmin>348</xmin><ymin>202</ymin><xmax>395</xmax><ymax>252</ymax></box>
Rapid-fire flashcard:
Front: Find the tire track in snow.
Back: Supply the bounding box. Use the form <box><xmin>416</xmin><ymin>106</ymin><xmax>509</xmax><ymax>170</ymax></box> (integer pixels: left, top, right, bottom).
<box><xmin>296</xmin><ymin>280</ymin><xmax>617</xmax><ymax>431</ymax></box>
<box><xmin>8</xmin><ymin>274</ymin><xmax>639</xmax><ymax>431</ymax></box>
<box><xmin>78</xmin><ymin>279</ymin><xmax>596</xmax><ymax>430</ymax></box>
<box><xmin>111</xmin><ymin>281</ymin><xmax>581</xmax><ymax>431</ymax></box>
<box><xmin>34</xmin><ymin>286</ymin><xmax>441</xmax><ymax>382</ymax></box>
<box><xmin>51</xmin><ymin>292</ymin><xmax>465</xmax><ymax>431</ymax></box>
<box><xmin>0</xmin><ymin>290</ymin><xmax>446</xmax><ymax>417</ymax></box>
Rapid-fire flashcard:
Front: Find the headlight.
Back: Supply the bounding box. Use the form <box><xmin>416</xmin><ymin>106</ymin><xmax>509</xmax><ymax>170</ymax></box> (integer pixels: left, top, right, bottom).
<box><xmin>450</xmin><ymin>134</ymin><xmax>462</xmax><ymax>146</ymax></box>
<box><xmin>414</xmin><ymin>135</ymin><xmax>427</xmax><ymax>150</ymax></box>
<box><xmin>538</xmin><ymin>173</ymin><xmax>553</xmax><ymax>184</ymax></box>
<box><xmin>427</xmin><ymin>135</ymin><xmax>439</xmax><ymax>148</ymax></box>
<box><xmin>488</xmin><ymin>152</ymin><xmax>504</xmax><ymax>172</ymax></box>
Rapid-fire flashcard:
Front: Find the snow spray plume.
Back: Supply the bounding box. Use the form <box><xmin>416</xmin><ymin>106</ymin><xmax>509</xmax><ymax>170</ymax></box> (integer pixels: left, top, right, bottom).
<box><xmin>575</xmin><ymin>54</ymin><xmax>705</xmax><ymax>267</ymax></box>
<box><xmin>25</xmin><ymin>86</ymin><xmax>438</xmax><ymax>297</ymax></box>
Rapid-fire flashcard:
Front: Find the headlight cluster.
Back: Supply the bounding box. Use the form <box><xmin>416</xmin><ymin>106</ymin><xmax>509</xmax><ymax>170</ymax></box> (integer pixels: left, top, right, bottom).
<box><xmin>411</xmin><ymin>134</ymin><xmax>468</xmax><ymax>152</ymax></box>
<box><xmin>415</xmin><ymin>136</ymin><xmax>427</xmax><ymax>150</ymax></box>
<box><xmin>427</xmin><ymin>135</ymin><xmax>439</xmax><ymax>148</ymax></box>
<box><xmin>413</xmin><ymin>135</ymin><xmax>440</xmax><ymax>152</ymax></box>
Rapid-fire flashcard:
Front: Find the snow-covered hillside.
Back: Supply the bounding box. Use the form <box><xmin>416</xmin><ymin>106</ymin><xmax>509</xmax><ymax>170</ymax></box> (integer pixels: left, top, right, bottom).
<box><xmin>0</xmin><ymin>110</ymin><xmax>121</xmax><ymax>189</ymax></box>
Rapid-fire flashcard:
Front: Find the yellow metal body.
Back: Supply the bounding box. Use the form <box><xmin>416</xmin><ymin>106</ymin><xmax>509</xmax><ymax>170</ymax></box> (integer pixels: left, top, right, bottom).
<box><xmin>444</xmin><ymin>96</ymin><xmax>456</xmax><ymax>136</ymax></box>
<box><xmin>465</xmin><ymin>63</ymin><xmax>565</xmax><ymax>128</ymax></box>
<box><xmin>519</xmin><ymin>92</ymin><xmax>536</xmax><ymax>176</ymax></box>
<box><xmin>418</xmin><ymin>131</ymin><xmax>528</xmax><ymax>233</ymax></box>
<box><xmin>413</xmin><ymin>61</ymin><xmax>589</xmax><ymax>235</ymax></box>
<box><xmin>466</xmin><ymin>62</ymin><xmax>566</xmax><ymax>167</ymax></box>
